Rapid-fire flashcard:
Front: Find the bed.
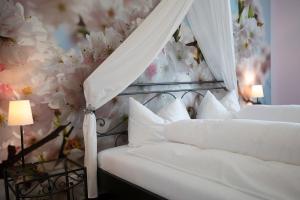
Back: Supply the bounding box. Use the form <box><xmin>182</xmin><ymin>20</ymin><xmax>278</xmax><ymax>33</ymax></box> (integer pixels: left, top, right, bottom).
<box><xmin>95</xmin><ymin>81</ymin><xmax>300</xmax><ymax>200</ymax></box>
<box><xmin>98</xmin><ymin>142</ymin><xmax>300</xmax><ymax>200</ymax></box>
<box><xmin>96</xmin><ymin>80</ymin><xmax>227</xmax><ymax>199</ymax></box>
<box><xmin>98</xmin><ymin>144</ymin><xmax>260</xmax><ymax>200</ymax></box>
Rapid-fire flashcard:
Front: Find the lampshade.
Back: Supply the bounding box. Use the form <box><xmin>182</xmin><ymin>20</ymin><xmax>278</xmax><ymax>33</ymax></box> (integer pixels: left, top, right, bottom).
<box><xmin>251</xmin><ymin>85</ymin><xmax>264</xmax><ymax>98</ymax></box>
<box><xmin>8</xmin><ymin>100</ymin><xmax>34</xmax><ymax>126</ymax></box>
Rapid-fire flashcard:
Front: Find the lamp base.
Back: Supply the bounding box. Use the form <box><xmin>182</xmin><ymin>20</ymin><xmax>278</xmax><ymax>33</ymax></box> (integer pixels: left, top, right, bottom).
<box><xmin>20</xmin><ymin>125</ymin><xmax>25</xmax><ymax>168</ymax></box>
<box><xmin>255</xmin><ymin>98</ymin><xmax>262</xmax><ymax>104</ymax></box>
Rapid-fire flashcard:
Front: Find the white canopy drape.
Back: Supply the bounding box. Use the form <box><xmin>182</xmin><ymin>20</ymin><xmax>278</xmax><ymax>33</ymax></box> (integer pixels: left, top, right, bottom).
<box><xmin>187</xmin><ymin>0</ymin><xmax>237</xmax><ymax>90</ymax></box>
<box><xmin>83</xmin><ymin>0</ymin><xmax>194</xmax><ymax>197</ymax></box>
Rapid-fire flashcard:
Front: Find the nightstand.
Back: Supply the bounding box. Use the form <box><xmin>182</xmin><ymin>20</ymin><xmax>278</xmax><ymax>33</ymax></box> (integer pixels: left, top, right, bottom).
<box><xmin>3</xmin><ymin>158</ymin><xmax>88</xmax><ymax>200</ymax></box>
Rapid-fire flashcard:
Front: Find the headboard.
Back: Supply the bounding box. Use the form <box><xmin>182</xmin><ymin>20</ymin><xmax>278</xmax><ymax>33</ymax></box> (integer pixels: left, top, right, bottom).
<box><xmin>96</xmin><ymin>80</ymin><xmax>227</xmax><ymax>146</ymax></box>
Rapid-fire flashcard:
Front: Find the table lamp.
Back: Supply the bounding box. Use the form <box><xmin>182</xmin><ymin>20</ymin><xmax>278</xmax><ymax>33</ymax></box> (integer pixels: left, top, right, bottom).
<box><xmin>251</xmin><ymin>85</ymin><xmax>264</xmax><ymax>104</ymax></box>
<box><xmin>8</xmin><ymin>100</ymin><xmax>33</xmax><ymax>167</ymax></box>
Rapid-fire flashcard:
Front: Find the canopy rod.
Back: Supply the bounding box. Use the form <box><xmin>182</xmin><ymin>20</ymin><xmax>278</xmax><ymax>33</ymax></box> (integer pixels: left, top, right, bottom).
<box><xmin>119</xmin><ymin>86</ymin><xmax>227</xmax><ymax>96</ymax></box>
<box><xmin>129</xmin><ymin>80</ymin><xmax>224</xmax><ymax>87</ymax></box>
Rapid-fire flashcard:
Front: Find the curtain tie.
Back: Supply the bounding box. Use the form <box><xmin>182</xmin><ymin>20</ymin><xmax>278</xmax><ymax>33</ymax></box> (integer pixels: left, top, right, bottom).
<box><xmin>84</xmin><ymin>105</ymin><xmax>95</xmax><ymax>114</ymax></box>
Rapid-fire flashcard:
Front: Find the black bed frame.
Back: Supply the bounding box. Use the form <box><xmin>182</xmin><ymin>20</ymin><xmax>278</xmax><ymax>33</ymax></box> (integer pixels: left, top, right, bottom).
<box><xmin>96</xmin><ymin>80</ymin><xmax>227</xmax><ymax>200</ymax></box>
<box><xmin>98</xmin><ymin>169</ymin><xmax>166</xmax><ymax>200</ymax></box>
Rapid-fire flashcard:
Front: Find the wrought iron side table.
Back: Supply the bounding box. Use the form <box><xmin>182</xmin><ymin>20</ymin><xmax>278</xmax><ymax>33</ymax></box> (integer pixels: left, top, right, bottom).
<box><xmin>3</xmin><ymin>158</ymin><xmax>88</xmax><ymax>200</ymax></box>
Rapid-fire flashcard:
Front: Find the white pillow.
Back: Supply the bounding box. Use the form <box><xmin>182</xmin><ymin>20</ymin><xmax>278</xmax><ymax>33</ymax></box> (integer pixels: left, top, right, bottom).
<box><xmin>128</xmin><ymin>98</ymin><xmax>191</xmax><ymax>146</ymax></box>
<box><xmin>196</xmin><ymin>91</ymin><xmax>232</xmax><ymax>119</ymax></box>
<box><xmin>220</xmin><ymin>90</ymin><xmax>240</xmax><ymax>112</ymax></box>
<box><xmin>128</xmin><ymin>98</ymin><xmax>166</xmax><ymax>147</ymax></box>
<box><xmin>157</xmin><ymin>98</ymin><xmax>190</xmax><ymax>122</ymax></box>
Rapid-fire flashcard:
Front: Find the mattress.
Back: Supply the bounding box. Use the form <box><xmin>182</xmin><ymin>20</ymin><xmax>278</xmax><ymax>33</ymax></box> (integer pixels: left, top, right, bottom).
<box><xmin>98</xmin><ymin>142</ymin><xmax>292</xmax><ymax>200</ymax></box>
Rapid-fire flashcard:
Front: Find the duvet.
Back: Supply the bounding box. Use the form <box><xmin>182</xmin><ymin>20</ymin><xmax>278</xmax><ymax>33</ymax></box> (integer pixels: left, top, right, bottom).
<box><xmin>129</xmin><ymin>119</ymin><xmax>300</xmax><ymax>199</ymax></box>
<box><xmin>130</xmin><ymin>142</ymin><xmax>300</xmax><ymax>200</ymax></box>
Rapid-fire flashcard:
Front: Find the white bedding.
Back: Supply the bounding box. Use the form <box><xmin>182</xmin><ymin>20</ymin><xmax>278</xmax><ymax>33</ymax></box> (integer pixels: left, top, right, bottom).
<box><xmin>236</xmin><ymin>105</ymin><xmax>300</xmax><ymax>123</ymax></box>
<box><xmin>164</xmin><ymin>119</ymin><xmax>300</xmax><ymax>165</ymax></box>
<box><xmin>98</xmin><ymin>143</ymin><xmax>300</xmax><ymax>200</ymax></box>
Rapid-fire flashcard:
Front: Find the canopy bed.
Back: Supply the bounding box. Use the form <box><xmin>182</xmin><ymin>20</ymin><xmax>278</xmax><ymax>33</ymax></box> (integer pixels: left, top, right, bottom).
<box><xmin>98</xmin><ymin>80</ymin><xmax>229</xmax><ymax>200</ymax></box>
<box><xmin>81</xmin><ymin>0</ymin><xmax>300</xmax><ymax>199</ymax></box>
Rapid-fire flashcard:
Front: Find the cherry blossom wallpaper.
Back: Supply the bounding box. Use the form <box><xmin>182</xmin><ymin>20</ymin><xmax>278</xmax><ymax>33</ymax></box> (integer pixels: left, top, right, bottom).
<box><xmin>0</xmin><ymin>0</ymin><xmax>215</xmax><ymax>163</ymax></box>
<box><xmin>0</xmin><ymin>0</ymin><xmax>270</xmax><ymax>163</ymax></box>
<box><xmin>231</xmin><ymin>0</ymin><xmax>271</xmax><ymax>104</ymax></box>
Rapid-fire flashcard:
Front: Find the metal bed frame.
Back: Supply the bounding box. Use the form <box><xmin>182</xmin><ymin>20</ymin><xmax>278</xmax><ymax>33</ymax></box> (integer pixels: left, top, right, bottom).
<box><xmin>96</xmin><ymin>80</ymin><xmax>226</xmax><ymax>139</ymax></box>
<box><xmin>97</xmin><ymin>80</ymin><xmax>227</xmax><ymax>200</ymax></box>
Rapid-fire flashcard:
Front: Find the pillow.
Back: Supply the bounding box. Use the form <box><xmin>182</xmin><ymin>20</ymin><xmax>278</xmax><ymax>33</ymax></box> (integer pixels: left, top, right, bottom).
<box><xmin>220</xmin><ymin>90</ymin><xmax>241</xmax><ymax>112</ymax></box>
<box><xmin>157</xmin><ymin>98</ymin><xmax>190</xmax><ymax>122</ymax></box>
<box><xmin>196</xmin><ymin>91</ymin><xmax>232</xmax><ymax>119</ymax></box>
<box><xmin>128</xmin><ymin>98</ymin><xmax>166</xmax><ymax>147</ymax></box>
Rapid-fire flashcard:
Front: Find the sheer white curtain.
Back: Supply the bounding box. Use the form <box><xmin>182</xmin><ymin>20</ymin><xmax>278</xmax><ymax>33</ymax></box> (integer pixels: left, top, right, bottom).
<box><xmin>187</xmin><ymin>0</ymin><xmax>237</xmax><ymax>90</ymax></box>
<box><xmin>83</xmin><ymin>0</ymin><xmax>194</xmax><ymax>197</ymax></box>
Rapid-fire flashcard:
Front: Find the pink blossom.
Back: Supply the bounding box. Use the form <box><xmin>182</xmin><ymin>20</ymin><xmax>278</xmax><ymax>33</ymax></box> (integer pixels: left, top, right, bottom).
<box><xmin>0</xmin><ymin>64</ymin><xmax>5</xmax><ymax>72</ymax></box>
<box><xmin>0</xmin><ymin>83</ymin><xmax>14</xmax><ymax>100</ymax></box>
<box><xmin>145</xmin><ymin>63</ymin><xmax>157</xmax><ymax>79</ymax></box>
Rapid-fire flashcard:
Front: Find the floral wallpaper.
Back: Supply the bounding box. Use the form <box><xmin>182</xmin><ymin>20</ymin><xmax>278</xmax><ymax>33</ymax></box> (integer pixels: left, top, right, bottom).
<box><xmin>0</xmin><ymin>0</ymin><xmax>270</xmax><ymax>164</ymax></box>
<box><xmin>231</xmin><ymin>0</ymin><xmax>271</xmax><ymax>104</ymax></box>
<box><xmin>0</xmin><ymin>0</ymin><xmax>216</xmax><ymax>163</ymax></box>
